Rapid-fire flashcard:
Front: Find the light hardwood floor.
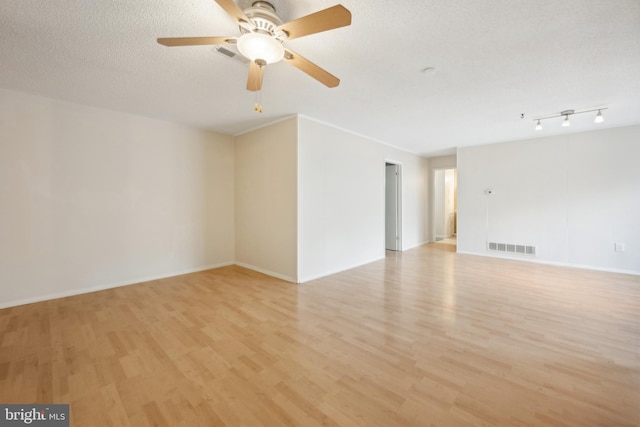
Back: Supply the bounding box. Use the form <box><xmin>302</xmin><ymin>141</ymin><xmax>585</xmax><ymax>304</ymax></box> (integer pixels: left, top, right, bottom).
<box><xmin>1</xmin><ymin>244</ymin><xmax>639</xmax><ymax>426</ymax></box>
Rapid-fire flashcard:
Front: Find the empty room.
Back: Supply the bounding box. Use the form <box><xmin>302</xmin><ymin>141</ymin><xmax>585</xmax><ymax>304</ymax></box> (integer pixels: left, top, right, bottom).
<box><xmin>1</xmin><ymin>1</ymin><xmax>639</xmax><ymax>426</ymax></box>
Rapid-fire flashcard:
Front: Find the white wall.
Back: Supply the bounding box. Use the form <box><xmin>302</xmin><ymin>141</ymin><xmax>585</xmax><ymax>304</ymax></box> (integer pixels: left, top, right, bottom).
<box><xmin>297</xmin><ymin>117</ymin><xmax>429</xmax><ymax>282</ymax></box>
<box><xmin>457</xmin><ymin>125</ymin><xmax>640</xmax><ymax>274</ymax></box>
<box><xmin>234</xmin><ymin>117</ymin><xmax>298</xmax><ymax>282</ymax></box>
<box><xmin>0</xmin><ymin>89</ymin><xmax>235</xmax><ymax>308</ymax></box>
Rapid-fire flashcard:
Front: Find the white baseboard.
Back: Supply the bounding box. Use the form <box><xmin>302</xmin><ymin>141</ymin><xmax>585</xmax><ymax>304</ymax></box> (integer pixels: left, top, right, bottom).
<box><xmin>403</xmin><ymin>240</ymin><xmax>430</xmax><ymax>251</ymax></box>
<box><xmin>455</xmin><ymin>250</ymin><xmax>640</xmax><ymax>276</ymax></box>
<box><xmin>298</xmin><ymin>254</ymin><xmax>385</xmax><ymax>284</ymax></box>
<box><xmin>233</xmin><ymin>262</ymin><xmax>297</xmax><ymax>283</ymax></box>
<box><xmin>9</xmin><ymin>250</ymin><xmax>631</xmax><ymax>311</ymax></box>
<box><xmin>0</xmin><ymin>261</ymin><xmax>235</xmax><ymax>309</ymax></box>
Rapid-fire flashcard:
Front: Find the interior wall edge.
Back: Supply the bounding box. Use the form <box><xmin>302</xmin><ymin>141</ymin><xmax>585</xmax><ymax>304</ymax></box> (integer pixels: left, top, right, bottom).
<box><xmin>403</xmin><ymin>241</ymin><xmax>431</xmax><ymax>251</ymax></box>
<box><xmin>234</xmin><ymin>262</ymin><xmax>297</xmax><ymax>284</ymax></box>
<box><xmin>297</xmin><ymin>253</ymin><xmax>385</xmax><ymax>284</ymax></box>
<box><xmin>232</xmin><ymin>113</ymin><xmax>299</xmax><ymax>137</ymax></box>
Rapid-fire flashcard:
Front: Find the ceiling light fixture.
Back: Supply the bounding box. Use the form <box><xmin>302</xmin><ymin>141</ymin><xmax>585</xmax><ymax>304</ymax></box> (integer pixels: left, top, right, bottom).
<box><xmin>535</xmin><ymin>120</ymin><xmax>542</xmax><ymax>131</ymax></box>
<box><xmin>531</xmin><ymin>108</ymin><xmax>607</xmax><ymax>130</ymax></box>
<box><xmin>237</xmin><ymin>32</ymin><xmax>284</xmax><ymax>64</ymax></box>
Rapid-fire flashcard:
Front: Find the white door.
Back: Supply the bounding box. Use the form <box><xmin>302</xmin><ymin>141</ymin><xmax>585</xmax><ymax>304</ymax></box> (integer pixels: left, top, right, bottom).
<box><xmin>385</xmin><ymin>163</ymin><xmax>400</xmax><ymax>251</ymax></box>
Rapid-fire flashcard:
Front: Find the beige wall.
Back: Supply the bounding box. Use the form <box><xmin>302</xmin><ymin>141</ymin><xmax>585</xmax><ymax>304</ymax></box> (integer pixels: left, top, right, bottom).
<box><xmin>0</xmin><ymin>92</ymin><xmax>430</xmax><ymax>305</ymax></box>
<box><xmin>234</xmin><ymin>117</ymin><xmax>298</xmax><ymax>281</ymax></box>
<box><xmin>0</xmin><ymin>89</ymin><xmax>235</xmax><ymax>307</ymax></box>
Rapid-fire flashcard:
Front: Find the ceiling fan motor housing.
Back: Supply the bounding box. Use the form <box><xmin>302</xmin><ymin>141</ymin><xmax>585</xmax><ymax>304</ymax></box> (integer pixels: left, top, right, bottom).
<box><xmin>241</xmin><ymin>1</ymin><xmax>283</xmax><ymax>35</ymax></box>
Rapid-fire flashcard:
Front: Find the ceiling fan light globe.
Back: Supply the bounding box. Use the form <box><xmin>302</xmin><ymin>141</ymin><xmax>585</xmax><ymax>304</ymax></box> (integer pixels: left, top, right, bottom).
<box><xmin>237</xmin><ymin>32</ymin><xmax>284</xmax><ymax>64</ymax></box>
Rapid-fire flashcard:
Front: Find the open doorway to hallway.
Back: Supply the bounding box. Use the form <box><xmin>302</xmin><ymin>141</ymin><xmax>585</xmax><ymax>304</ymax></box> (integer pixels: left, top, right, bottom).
<box><xmin>385</xmin><ymin>162</ymin><xmax>401</xmax><ymax>251</ymax></box>
<box><xmin>433</xmin><ymin>168</ymin><xmax>457</xmax><ymax>248</ymax></box>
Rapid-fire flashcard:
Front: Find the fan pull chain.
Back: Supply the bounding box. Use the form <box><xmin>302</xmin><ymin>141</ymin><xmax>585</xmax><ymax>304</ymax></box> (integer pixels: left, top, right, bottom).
<box><xmin>254</xmin><ymin>89</ymin><xmax>263</xmax><ymax>113</ymax></box>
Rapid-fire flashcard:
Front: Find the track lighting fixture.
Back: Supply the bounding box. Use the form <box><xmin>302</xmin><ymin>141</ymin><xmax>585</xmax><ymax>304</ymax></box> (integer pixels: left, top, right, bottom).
<box><xmin>532</xmin><ymin>107</ymin><xmax>607</xmax><ymax>130</ymax></box>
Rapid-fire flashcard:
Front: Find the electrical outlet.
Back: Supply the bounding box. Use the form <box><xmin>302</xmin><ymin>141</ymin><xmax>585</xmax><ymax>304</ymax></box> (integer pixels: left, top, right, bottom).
<box><xmin>615</xmin><ymin>242</ymin><xmax>625</xmax><ymax>253</ymax></box>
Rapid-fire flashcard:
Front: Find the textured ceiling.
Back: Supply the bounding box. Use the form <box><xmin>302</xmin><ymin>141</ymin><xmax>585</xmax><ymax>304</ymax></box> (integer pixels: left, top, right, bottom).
<box><xmin>1</xmin><ymin>0</ymin><xmax>639</xmax><ymax>156</ymax></box>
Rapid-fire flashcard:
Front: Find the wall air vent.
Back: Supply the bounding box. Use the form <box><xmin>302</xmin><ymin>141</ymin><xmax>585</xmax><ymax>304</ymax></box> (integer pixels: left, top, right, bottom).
<box><xmin>214</xmin><ymin>46</ymin><xmax>250</xmax><ymax>64</ymax></box>
<box><xmin>488</xmin><ymin>242</ymin><xmax>536</xmax><ymax>256</ymax></box>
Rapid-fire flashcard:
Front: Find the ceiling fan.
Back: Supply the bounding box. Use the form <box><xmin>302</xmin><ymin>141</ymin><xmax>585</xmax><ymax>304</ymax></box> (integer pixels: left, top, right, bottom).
<box><xmin>158</xmin><ymin>0</ymin><xmax>352</xmax><ymax>97</ymax></box>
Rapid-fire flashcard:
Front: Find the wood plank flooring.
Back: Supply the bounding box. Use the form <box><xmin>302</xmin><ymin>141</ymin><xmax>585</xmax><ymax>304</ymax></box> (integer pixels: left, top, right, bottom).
<box><xmin>1</xmin><ymin>244</ymin><xmax>639</xmax><ymax>426</ymax></box>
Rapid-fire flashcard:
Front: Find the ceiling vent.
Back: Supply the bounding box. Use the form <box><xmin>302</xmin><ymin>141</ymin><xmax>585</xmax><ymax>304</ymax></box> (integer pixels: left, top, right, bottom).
<box><xmin>214</xmin><ymin>46</ymin><xmax>249</xmax><ymax>64</ymax></box>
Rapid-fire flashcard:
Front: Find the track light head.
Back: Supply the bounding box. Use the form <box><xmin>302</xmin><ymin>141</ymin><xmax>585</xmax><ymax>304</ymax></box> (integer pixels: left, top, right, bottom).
<box><xmin>594</xmin><ymin>110</ymin><xmax>604</xmax><ymax>123</ymax></box>
<box><xmin>535</xmin><ymin>120</ymin><xmax>542</xmax><ymax>131</ymax></box>
<box><xmin>562</xmin><ymin>115</ymin><xmax>570</xmax><ymax>127</ymax></box>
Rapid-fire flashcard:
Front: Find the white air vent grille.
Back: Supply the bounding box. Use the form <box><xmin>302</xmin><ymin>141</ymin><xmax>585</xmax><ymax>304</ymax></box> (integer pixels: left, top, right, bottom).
<box><xmin>214</xmin><ymin>46</ymin><xmax>249</xmax><ymax>64</ymax></box>
<box><xmin>488</xmin><ymin>242</ymin><xmax>536</xmax><ymax>256</ymax></box>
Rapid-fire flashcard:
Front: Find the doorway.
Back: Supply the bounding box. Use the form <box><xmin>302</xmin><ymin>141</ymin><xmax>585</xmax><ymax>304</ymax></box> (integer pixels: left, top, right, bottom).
<box><xmin>385</xmin><ymin>162</ymin><xmax>401</xmax><ymax>251</ymax></box>
<box><xmin>433</xmin><ymin>168</ymin><xmax>457</xmax><ymax>245</ymax></box>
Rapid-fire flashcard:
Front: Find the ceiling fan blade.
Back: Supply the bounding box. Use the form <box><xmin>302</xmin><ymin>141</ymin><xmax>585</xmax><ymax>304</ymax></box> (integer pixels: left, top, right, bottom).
<box><xmin>276</xmin><ymin>5</ymin><xmax>351</xmax><ymax>41</ymax></box>
<box><xmin>247</xmin><ymin>60</ymin><xmax>265</xmax><ymax>92</ymax></box>
<box><xmin>157</xmin><ymin>36</ymin><xmax>234</xmax><ymax>47</ymax></box>
<box><xmin>215</xmin><ymin>0</ymin><xmax>255</xmax><ymax>30</ymax></box>
<box><xmin>283</xmin><ymin>49</ymin><xmax>340</xmax><ymax>88</ymax></box>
